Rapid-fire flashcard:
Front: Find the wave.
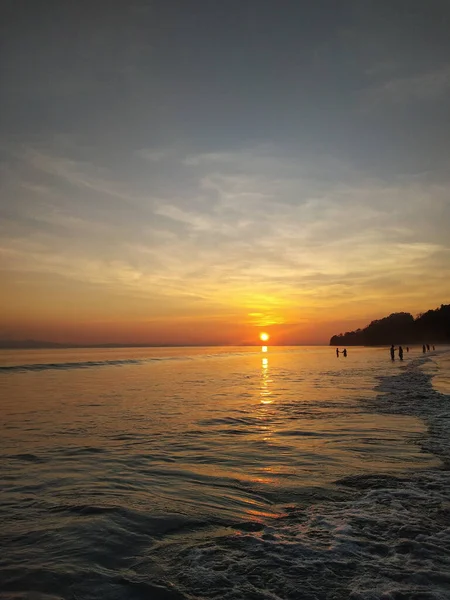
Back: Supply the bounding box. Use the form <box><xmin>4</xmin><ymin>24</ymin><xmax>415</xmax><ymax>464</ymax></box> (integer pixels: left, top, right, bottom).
<box><xmin>0</xmin><ymin>356</ymin><xmax>187</xmax><ymax>373</ymax></box>
<box><xmin>370</xmin><ymin>354</ymin><xmax>450</xmax><ymax>463</ymax></box>
<box><xmin>0</xmin><ymin>348</ymin><xmax>259</xmax><ymax>373</ymax></box>
<box><xmin>145</xmin><ymin>358</ymin><xmax>450</xmax><ymax>599</ymax></box>
<box><xmin>2</xmin><ymin>350</ymin><xmax>450</xmax><ymax>599</ymax></box>
<box><xmin>148</xmin><ymin>471</ymin><xmax>450</xmax><ymax>600</ymax></box>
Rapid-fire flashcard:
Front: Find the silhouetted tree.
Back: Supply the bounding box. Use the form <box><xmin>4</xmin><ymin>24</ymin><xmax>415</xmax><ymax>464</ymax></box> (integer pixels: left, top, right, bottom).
<box><xmin>330</xmin><ymin>304</ymin><xmax>450</xmax><ymax>346</ymax></box>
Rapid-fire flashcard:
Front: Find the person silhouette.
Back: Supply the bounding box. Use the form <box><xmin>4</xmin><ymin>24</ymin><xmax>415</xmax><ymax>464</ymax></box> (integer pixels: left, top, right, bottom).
<box><xmin>406</xmin><ymin>347</ymin><xmax>409</xmax><ymax>353</ymax></box>
<box><xmin>398</xmin><ymin>346</ymin><xmax>404</xmax><ymax>360</ymax></box>
<box><xmin>343</xmin><ymin>348</ymin><xmax>347</xmax><ymax>357</ymax></box>
<box><xmin>422</xmin><ymin>344</ymin><xmax>426</xmax><ymax>353</ymax></box>
<box><xmin>426</xmin><ymin>344</ymin><xmax>430</xmax><ymax>351</ymax></box>
<box><xmin>390</xmin><ymin>345</ymin><xmax>395</xmax><ymax>360</ymax></box>
<box><xmin>336</xmin><ymin>348</ymin><xmax>340</xmax><ymax>357</ymax></box>
<box><xmin>432</xmin><ymin>345</ymin><xmax>435</xmax><ymax>351</ymax></box>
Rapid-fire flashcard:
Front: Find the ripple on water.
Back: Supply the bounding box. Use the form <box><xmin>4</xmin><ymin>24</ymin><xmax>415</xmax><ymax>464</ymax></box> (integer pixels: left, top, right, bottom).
<box><xmin>1</xmin><ymin>347</ymin><xmax>450</xmax><ymax>599</ymax></box>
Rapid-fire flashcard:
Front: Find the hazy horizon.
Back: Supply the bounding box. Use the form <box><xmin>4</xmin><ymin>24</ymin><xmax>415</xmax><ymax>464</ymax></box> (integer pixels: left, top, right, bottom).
<box><xmin>0</xmin><ymin>340</ymin><xmax>332</xmax><ymax>349</ymax></box>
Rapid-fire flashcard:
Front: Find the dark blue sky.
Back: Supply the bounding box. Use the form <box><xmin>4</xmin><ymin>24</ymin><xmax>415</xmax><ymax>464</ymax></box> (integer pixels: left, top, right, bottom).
<box><xmin>3</xmin><ymin>1</ymin><xmax>450</xmax><ymax>169</ymax></box>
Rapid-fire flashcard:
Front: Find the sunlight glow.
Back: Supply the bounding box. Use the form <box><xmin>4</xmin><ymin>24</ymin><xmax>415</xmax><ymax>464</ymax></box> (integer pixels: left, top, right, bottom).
<box><xmin>259</xmin><ymin>332</ymin><xmax>269</xmax><ymax>342</ymax></box>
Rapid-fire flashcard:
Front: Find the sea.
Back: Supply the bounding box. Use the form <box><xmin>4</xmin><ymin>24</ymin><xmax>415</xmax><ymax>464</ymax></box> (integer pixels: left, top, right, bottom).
<box><xmin>1</xmin><ymin>345</ymin><xmax>450</xmax><ymax>600</ymax></box>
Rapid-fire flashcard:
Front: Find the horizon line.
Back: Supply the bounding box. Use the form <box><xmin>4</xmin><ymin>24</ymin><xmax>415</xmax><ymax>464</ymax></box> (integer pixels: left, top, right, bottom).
<box><xmin>0</xmin><ymin>340</ymin><xmax>328</xmax><ymax>349</ymax></box>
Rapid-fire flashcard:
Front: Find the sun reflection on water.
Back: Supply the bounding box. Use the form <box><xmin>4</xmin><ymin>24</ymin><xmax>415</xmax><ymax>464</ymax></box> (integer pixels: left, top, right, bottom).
<box><xmin>260</xmin><ymin>355</ymin><xmax>272</xmax><ymax>405</ymax></box>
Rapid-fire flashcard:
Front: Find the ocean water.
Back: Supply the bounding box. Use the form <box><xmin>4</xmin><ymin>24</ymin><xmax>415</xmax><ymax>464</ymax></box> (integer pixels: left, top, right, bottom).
<box><xmin>1</xmin><ymin>345</ymin><xmax>449</xmax><ymax>600</ymax></box>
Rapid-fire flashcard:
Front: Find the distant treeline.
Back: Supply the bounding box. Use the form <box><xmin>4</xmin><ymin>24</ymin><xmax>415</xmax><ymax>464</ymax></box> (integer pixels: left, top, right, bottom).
<box><xmin>330</xmin><ymin>304</ymin><xmax>450</xmax><ymax>346</ymax></box>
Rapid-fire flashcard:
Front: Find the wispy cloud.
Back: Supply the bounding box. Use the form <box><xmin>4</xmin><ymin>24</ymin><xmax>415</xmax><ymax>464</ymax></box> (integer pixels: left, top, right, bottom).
<box><xmin>364</xmin><ymin>64</ymin><xmax>450</xmax><ymax>107</ymax></box>
<box><xmin>136</xmin><ymin>149</ymin><xmax>169</xmax><ymax>162</ymax></box>
<box><xmin>2</xmin><ymin>141</ymin><xmax>450</xmax><ymax>332</ymax></box>
<box><xmin>22</xmin><ymin>148</ymin><xmax>140</xmax><ymax>205</ymax></box>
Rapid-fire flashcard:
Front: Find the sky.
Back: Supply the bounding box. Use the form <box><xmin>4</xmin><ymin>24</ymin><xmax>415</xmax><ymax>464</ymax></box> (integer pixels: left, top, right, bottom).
<box><xmin>1</xmin><ymin>0</ymin><xmax>450</xmax><ymax>346</ymax></box>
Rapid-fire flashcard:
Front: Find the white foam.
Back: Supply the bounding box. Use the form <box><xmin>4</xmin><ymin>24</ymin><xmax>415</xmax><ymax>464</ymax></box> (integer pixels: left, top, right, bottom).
<box><xmin>151</xmin><ymin>355</ymin><xmax>450</xmax><ymax>599</ymax></box>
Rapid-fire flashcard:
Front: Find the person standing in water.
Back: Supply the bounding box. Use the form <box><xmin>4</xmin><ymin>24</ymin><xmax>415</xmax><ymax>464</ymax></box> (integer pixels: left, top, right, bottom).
<box><xmin>343</xmin><ymin>348</ymin><xmax>347</xmax><ymax>357</ymax></box>
<box><xmin>398</xmin><ymin>346</ymin><xmax>404</xmax><ymax>360</ymax></box>
<box><xmin>390</xmin><ymin>345</ymin><xmax>395</xmax><ymax>360</ymax></box>
<box><xmin>422</xmin><ymin>344</ymin><xmax>426</xmax><ymax>353</ymax></box>
<box><xmin>336</xmin><ymin>348</ymin><xmax>340</xmax><ymax>357</ymax></box>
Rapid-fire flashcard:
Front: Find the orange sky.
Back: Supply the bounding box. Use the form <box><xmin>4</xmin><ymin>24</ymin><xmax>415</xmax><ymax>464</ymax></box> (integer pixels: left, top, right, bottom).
<box><xmin>1</xmin><ymin>266</ymin><xmax>447</xmax><ymax>345</ymax></box>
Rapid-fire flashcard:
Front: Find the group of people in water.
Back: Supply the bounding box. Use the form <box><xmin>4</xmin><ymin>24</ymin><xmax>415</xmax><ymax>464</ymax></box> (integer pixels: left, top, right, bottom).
<box><xmin>335</xmin><ymin>344</ymin><xmax>436</xmax><ymax>361</ymax></box>
<box><xmin>390</xmin><ymin>343</ymin><xmax>435</xmax><ymax>360</ymax></box>
<box><xmin>422</xmin><ymin>343</ymin><xmax>435</xmax><ymax>353</ymax></box>
<box><xmin>390</xmin><ymin>344</ymin><xmax>406</xmax><ymax>360</ymax></box>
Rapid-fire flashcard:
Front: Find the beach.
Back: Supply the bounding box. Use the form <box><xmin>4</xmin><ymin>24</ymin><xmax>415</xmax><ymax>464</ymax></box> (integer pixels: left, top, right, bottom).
<box><xmin>1</xmin><ymin>345</ymin><xmax>450</xmax><ymax>599</ymax></box>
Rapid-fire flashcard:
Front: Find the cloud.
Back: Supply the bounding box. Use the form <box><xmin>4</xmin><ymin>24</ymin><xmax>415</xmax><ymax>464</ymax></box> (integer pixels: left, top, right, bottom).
<box><xmin>22</xmin><ymin>147</ymin><xmax>140</xmax><ymax>205</ymax></box>
<box><xmin>182</xmin><ymin>151</ymin><xmax>237</xmax><ymax>167</ymax></box>
<box><xmin>1</xmin><ymin>141</ymin><xmax>449</xmax><ymax>329</ymax></box>
<box><xmin>136</xmin><ymin>149</ymin><xmax>169</xmax><ymax>162</ymax></box>
<box><xmin>364</xmin><ymin>64</ymin><xmax>450</xmax><ymax>107</ymax></box>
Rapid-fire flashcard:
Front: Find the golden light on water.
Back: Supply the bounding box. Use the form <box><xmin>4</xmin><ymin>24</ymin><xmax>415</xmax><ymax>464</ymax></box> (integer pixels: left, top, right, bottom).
<box><xmin>259</xmin><ymin>332</ymin><xmax>269</xmax><ymax>342</ymax></box>
<box><xmin>262</xmin><ymin>345</ymin><xmax>268</xmax><ymax>353</ymax></box>
<box><xmin>260</xmin><ymin>355</ymin><xmax>272</xmax><ymax>405</ymax></box>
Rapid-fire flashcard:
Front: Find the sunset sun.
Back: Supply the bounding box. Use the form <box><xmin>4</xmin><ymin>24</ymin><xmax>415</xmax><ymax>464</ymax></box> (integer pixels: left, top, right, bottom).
<box><xmin>259</xmin><ymin>332</ymin><xmax>269</xmax><ymax>342</ymax></box>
